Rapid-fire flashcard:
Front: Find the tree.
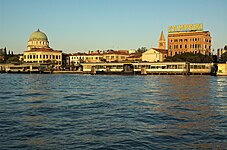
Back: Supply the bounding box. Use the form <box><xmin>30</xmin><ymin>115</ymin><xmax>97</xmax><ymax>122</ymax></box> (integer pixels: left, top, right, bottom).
<box><xmin>165</xmin><ymin>52</ymin><xmax>213</xmax><ymax>63</ymax></box>
<box><xmin>220</xmin><ymin>52</ymin><xmax>227</xmax><ymax>63</ymax></box>
<box><xmin>6</xmin><ymin>56</ymin><xmax>19</xmax><ymax>63</ymax></box>
<box><xmin>224</xmin><ymin>45</ymin><xmax>227</xmax><ymax>50</ymax></box>
<box><xmin>4</xmin><ymin>47</ymin><xmax>7</xmax><ymax>56</ymax></box>
<box><xmin>137</xmin><ymin>47</ymin><xmax>147</xmax><ymax>53</ymax></box>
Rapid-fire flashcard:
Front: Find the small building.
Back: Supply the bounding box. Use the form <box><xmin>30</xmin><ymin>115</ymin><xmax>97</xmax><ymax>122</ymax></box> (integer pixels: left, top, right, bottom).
<box><xmin>217</xmin><ymin>63</ymin><xmax>227</xmax><ymax>76</ymax></box>
<box><xmin>103</xmin><ymin>51</ymin><xmax>130</xmax><ymax>62</ymax></box>
<box><xmin>127</xmin><ymin>53</ymin><xmax>142</xmax><ymax>61</ymax></box>
<box><xmin>217</xmin><ymin>45</ymin><xmax>227</xmax><ymax>59</ymax></box>
<box><xmin>142</xmin><ymin>48</ymin><xmax>168</xmax><ymax>62</ymax></box>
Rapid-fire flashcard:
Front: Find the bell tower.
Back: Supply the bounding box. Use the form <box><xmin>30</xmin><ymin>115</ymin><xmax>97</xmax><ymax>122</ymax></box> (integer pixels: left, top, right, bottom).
<box><xmin>158</xmin><ymin>31</ymin><xmax>166</xmax><ymax>49</ymax></box>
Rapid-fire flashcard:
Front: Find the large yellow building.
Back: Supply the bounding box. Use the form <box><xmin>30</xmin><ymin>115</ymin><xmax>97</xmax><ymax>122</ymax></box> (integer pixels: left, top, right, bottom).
<box><xmin>23</xmin><ymin>29</ymin><xmax>62</xmax><ymax>69</ymax></box>
<box><xmin>168</xmin><ymin>24</ymin><xmax>212</xmax><ymax>56</ymax></box>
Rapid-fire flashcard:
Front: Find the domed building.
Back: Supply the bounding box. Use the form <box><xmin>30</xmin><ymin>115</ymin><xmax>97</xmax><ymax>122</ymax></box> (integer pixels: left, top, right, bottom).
<box><xmin>28</xmin><ymin>29</ymin><xmax>49</xmax><ymax>50</ymax></box>
<box><xmin>24</xmin><ymin>29</ymin><xmax>62</xmax><ymax>69</ymax></box>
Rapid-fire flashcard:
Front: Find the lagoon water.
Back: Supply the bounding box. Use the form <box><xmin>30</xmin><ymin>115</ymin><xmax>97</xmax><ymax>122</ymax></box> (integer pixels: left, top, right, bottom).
<box><xmin>0</xmin><ymin>74</ymin><xmax>226</xmax><ymax>149</ymax></box>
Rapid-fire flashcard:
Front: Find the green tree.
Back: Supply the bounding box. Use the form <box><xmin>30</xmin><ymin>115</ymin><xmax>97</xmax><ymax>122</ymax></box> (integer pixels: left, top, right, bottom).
<box><xmin>6</xmin><ymin>56</ymin><xmax>19</xmax><ymax>63</ymax></box>
<box><xmin>165</xmin><ymin>53</ymin><xmax>213</xmax><ymax>63</ymax></box>
<box><xmin>4</xmin><ymin>47</ymin><xmax>7</xmax><ymax>56</ymax></box>
<box><xmin>137</xmin><ymin>47</ymin><xmax>147</xmax><ymax>53</ymax></box>
<box><xmin>220</xmin><ymin>52</ymin><xmax>227</xmax><ymax>63</ymax></box>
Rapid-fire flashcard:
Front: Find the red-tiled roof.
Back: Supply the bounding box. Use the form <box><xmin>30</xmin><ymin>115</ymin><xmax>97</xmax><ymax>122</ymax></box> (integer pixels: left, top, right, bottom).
<box><xmin>152</xmin><ymin>48</ymin><xmax>168</xmax><ymax>54</ymax></box>
<box><xmin>127</xmin><ymin>52</ymin><xmax>142</xmax><ymax>58</ymax></box>
<box><xmin>105</xmin><ymin>51</ymin><xmax>129</xmax><ymax>55</ymax></box>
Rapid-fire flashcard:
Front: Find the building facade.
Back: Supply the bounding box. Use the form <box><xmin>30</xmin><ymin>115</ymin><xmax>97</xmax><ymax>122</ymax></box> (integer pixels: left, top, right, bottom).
<box><xmin>168</xmin><ymin>24</ymin><xmax>212</xmax><ymax>56</ymax></box>
<box><xmin>142</xmin><ymin>48</ymin><xmax>168</xmax><ymax>62</ymax></box>
<box><xmin>23</xmin><ymin>29</ymin><xmax>62</xmax><ymax>69</ymax></box>
<box><xmin>103</xmin><ymin>51</ymin><xmax>129</xmax><ymax>62</ymax></box>
<box><xmin>66</xmin><ymin>53</ymin><xmax>103</xmax><ymax>67</ymax></box>
<box><xmin>217</xmin><ymin>45</ymin><xmax>227</xmax><ymax>59</ymax></box>
<box><xmin>24</xmin><ymin>48</ymin><xmax>62</xmax><ymax>65</ymax></box>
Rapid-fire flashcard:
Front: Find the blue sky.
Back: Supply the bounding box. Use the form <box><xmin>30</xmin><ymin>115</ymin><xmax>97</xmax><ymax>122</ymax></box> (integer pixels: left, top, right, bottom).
<box><xmin>1</xmin><ymin>0</ymin><xmax>227</xmax><ymax>53</ymax></box>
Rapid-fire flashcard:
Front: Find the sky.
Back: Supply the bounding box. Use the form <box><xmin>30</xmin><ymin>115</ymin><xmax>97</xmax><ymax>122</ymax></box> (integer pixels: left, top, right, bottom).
<box><xmin>0</xmin><ymin>0</ymin><xmax>227</xmax><ymax>54</ymax></box>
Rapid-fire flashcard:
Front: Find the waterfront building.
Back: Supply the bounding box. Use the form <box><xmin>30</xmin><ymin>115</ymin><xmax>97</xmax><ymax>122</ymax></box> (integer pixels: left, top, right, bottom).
<box><xmin>103</xmin><ymin>50</ymin><xmax>130</xmax><ymax>62</ymax></box>
<box><xmin>128</xmin><ymin>49</ymin><xmax>137</xmax><ymax>54</ymax></box>
<box><xmin>217</xmin><ymin>45</ymin><xmax>227</xmax><ymax>59</ymax></box>
<box><xmin>23</xmin><ymin>29</ymin><xmax>62</xmax><ymax>69</ymax></box>
<box><xmin>66</xmin><ymin>53</ymin><xmax>103</xmax><ymax>67</ymax></box>
<box><xmin>66</xmin><ymin>50</ymin><xmax>130</xmax><ymax>68</ymax></box>
<box><xmin>168</xmin><ymin>23</ymin><xmax>212</xmax><ymax>56</ymax></box>
<box><xmin>217</xmin><ymin>63</ymin><xmax>227</xmax><ymax>76</ymax></box>
<box><xmin>127</xmin><ymin>53</ymin><xmax>142</xmax><ymax>61</ymax></box>
<box><xmin>142</xmin><ymin>48</ymin><xmax>167</xmax><ymax>62</ymax></box>
<box><xmin>140</xmin><ymin>31</ymin><xmax>168</xmax><ymax>62</ymax></box>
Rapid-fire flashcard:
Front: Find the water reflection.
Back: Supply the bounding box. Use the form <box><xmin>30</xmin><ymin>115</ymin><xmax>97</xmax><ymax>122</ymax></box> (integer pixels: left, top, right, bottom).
<box><xmin>143</xmin><ymin>76</ymin><xmax>225</xmax><ymax>149</ymax></box>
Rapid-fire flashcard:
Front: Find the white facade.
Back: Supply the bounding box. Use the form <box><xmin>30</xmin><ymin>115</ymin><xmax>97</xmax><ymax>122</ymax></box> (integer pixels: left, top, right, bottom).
<box><xmin>142</xmin><ymin>48</ymin><xmax>167</xmax><ymax>62</ymax></box>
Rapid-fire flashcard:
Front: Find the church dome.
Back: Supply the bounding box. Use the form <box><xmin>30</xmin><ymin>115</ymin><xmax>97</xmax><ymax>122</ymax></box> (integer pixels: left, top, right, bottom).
<box><xmin>27</xmin><ymin>29</ymin><xmax>49</xmax><ymax>50</ymax></box>
<box><xmin>29</xmin><ymin>29</ymin><xmax>48</xmax><ymax>41</ymax></box>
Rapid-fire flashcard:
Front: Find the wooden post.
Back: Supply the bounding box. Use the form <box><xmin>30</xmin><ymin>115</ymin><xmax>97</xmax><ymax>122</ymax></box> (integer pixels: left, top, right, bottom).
<box><xmin>141</xmin><ymin>66</ymin><xmax>147</xmax><ymax>75</ymax></box>
<box><xmin>91</xmin><ymin>66</ymin><xmax>96</xmax><ymax>75</ymax></box>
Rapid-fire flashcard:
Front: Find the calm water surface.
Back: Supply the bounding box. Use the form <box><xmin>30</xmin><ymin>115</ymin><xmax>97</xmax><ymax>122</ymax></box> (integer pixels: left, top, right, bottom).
<box><xmin>0</xmin><ymin>74</ymin><xmax>226</xmax><ymax>149</ymax></box>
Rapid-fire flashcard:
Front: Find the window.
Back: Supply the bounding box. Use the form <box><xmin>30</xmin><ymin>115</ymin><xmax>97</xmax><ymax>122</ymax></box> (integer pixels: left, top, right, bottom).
<box><xmin>180</xmin><ymin>45</ymin><xmax>182</xmax><ymax>48</ymax></box>
<box><xmin>43</xmin><ymin>55</ymin><xmax>45</xmax><ymax>59</ymax></box>
<box><xmin>33</xmin><ymin>55</ymin><xmax>35</xmax><ymax>59</ymax></box>
<box><xmin>40</xmin><ymin>55</ymin><xmax>42</xmax><ymax>59</ymax></box>
<box><xmin>185</xmin><ymin>45</ymin><xmax>187</xmax><ymax>49</ymax></box>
